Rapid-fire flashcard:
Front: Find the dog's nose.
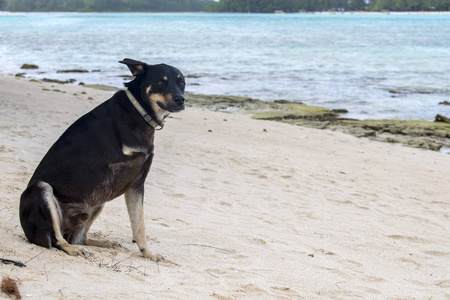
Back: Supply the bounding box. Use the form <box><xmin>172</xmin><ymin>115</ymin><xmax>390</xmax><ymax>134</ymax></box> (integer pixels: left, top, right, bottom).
<box><xmin>173</xmin><ymin>95</ymin><xmax>185</xmax><ymax>105</ymax></box>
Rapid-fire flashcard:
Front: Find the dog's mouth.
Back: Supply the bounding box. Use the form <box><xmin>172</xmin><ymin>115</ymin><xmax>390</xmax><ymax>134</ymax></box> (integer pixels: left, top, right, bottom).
<box><xmin>157</xmin><ymin>99</ymin><xmax>185</xmax><ymax>113</ymax></box>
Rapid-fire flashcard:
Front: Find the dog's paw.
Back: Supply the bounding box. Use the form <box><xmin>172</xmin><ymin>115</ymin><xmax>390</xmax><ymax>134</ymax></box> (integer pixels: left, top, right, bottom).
<box><xmin>64</xmin><ymin>245</ymin><xmax>90</xmax><ymax>258</ymax></box>
<box><xmin>108</xmin><ymin>241</ymin><xmax>122</xmax><ymax>248</ymax></box>
<box><xmin>152</xmin><ymin>253</ymin><xmax>166</xmax><ymax>263</ymax></box>
<box><xmin>80</xmin><ymin>247</ymin><xmax>90</xmax><ymax>258</ymax></box>
<box><xmin>101</xmin><ymin>240</ymin><xmax>121</xmax><ymax>249</ymax></box>
<box><xmin>141</xmin><ymin>250</ymin><xmax>165</xmax><ymax>262</ymax></box>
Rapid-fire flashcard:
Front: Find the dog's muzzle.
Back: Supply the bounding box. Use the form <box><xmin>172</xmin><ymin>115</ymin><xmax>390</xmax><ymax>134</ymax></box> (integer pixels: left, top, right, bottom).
<box><xmin>170</xmin><ymin>94</ymin><xmax>186</xmax><ymax>112</ymax></box>
<box><xmin>158</xmin><ymin>94</ymin><xmax>185</xmax><ymax>112</ymax></box>
<box><xmin>173</xmin><ymin>94</ymin><xmax>185</xmax><ymax>106</ymax></box>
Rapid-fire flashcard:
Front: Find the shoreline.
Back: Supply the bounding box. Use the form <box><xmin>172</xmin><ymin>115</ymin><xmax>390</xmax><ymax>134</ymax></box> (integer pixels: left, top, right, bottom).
<box><xmin>2</xmin><ymin>11</ymin><xmax>450</xmax><ymax>15</ymax></box>
<box><xmin>186</xmin><ymin>93</ymin><xmax>450</xmax><ymax>152</ymax></box>
<box><xmin>12</xmin><ymin>72</ymin><xmax>450</xmax><ymax>152</ymax></box>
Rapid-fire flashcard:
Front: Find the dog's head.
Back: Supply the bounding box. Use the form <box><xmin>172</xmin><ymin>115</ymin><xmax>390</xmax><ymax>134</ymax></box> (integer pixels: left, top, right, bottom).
<box><xmin>120</xmin><ymin>58</ymin><xmax>186</xmax><ymax>122</ymax></box>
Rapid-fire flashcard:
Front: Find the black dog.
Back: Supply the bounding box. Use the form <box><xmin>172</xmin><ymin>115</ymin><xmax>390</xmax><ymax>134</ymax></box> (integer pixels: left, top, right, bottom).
<box><xmin>19</xmin><ymin>59</ymin><xmax>185</xmax><ymax>261</ymax></box>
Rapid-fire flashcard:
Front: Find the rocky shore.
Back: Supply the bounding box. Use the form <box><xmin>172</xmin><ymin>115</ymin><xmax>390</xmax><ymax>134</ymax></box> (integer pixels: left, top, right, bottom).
<box><xmin>13</xmin><ymin>71</ymin><xmax>450</xmax><ymax>152</ymax></box>
<box><xmin>185</xmin><ymin>93</ymin><xmax>450</xmax><ymax>152</ymax></box>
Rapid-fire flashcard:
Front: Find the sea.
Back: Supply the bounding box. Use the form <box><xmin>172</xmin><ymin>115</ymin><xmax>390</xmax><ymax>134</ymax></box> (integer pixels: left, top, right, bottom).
<box><xmin>1</xmin><ymin>12</ymin><xmax>450</xmax><ymax>121</ymax></box>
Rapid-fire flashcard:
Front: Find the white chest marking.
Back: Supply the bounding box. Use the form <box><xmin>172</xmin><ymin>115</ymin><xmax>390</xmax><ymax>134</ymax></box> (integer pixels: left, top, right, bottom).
<box><xmin>122</xmin><ymin>145</ymin><xmax>147</xmax><ymax>156</ymax></box>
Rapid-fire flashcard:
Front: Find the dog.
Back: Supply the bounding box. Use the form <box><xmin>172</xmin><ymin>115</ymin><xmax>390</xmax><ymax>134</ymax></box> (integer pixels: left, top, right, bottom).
<box><xmin>19</xmin><ymin>59</ymin><xmax>185</xmax><ymax>262</ymax></box>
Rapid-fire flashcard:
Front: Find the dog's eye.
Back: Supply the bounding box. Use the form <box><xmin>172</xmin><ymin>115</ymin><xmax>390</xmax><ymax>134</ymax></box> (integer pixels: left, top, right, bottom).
<box><xmin>157</xmin><ymin>77</ymin><xmax>168</xmax><ymax>86</ymax></box>
<box><xmin>180</xmin><ymin>81</ymin><xmax>185</xmax><ymax>87</ymax></box>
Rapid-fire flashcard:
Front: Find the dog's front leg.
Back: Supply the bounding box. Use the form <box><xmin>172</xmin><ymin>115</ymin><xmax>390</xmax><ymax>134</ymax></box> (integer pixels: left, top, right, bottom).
<box><xmin>125</xmin><ymin>187</ymin><xmax>164</xmax><ymax>262</ymax></box>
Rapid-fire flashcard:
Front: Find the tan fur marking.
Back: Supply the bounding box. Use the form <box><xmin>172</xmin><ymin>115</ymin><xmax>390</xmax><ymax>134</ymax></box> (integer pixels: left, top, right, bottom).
<box><xmin>39</xmin><ymin>182</ymin><xmax>89</xmax><ymax>257</ymax></box>
<box><xmin>124</xmin><ymin>189</ymin><xmax>146</xmax><ymax>246</ymax></box>
<box><xmin>163</xmin><ymin>76</ymin><xmax>168</xmax><ymax>81</ymax></box>
<box><xmin>149</xmin><ymin>93</ymin><xmax>170</xmax><ymax>122</ymax></box>
<box><xmin>177</xmin><ymin>74</ymin><xmax>181</xmax><ymax>78</ymax></box>
<box><xmin>125</xmin><ymin>189</ymin><xmax>163</xmax><ymax>261</ymax></box>
<box><xmin>86</xmin><ymin>239</ymin><xmax>121</xmax><ymax>248</ymax></box>
<box><xmin>132</xmin><ymin>65</ymin><xmax>144</xmax><ymax>76</ymax></box>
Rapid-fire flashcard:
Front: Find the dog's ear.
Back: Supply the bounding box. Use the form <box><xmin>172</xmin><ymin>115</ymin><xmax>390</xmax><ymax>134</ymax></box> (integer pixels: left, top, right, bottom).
<box><xmin>119</xmin><ymin>58</ymin><xmax>148</xmax><ymax>76</ymax></box>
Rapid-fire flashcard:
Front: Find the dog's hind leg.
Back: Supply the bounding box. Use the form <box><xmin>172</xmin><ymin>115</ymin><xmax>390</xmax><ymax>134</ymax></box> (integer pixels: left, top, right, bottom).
<box><xmin>20</xmin><ymin>181</ymin><xmax>55</xmax><ymax>249</ymax></box>
<box><xmin>20</xmin><ymin>181</ymin><xmax>90</xmax><ymax>257</ymax></box>
<box><xmin>125</xmin><ymin>187</ymin><xmax>164</xmax><ymax>262</ymax></box>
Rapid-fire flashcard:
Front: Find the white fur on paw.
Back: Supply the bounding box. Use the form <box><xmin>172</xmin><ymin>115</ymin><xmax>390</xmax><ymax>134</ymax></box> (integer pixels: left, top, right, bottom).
<box><xmin>142</xmin><ymin>250</ymin><xmax>165</xmax><ymax>262</ymax></box>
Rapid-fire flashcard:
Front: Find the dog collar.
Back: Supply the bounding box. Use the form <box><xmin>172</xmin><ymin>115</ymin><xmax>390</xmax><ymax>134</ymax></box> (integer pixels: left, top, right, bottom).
<box><xmin>125</xmin><ymin>89</ymin><xmax>164</xmax><ymax>130</ymax></box>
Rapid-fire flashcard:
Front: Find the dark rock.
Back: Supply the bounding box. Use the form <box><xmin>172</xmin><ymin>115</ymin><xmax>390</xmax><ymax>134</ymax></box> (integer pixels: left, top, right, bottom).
<box><xmin>274</xmin><ymin>100</ymin><xmax>305</xmax><ymax>105</ymax></box>
<box><xmin>435</xmin><ymin>114</ymin><xmax>450</xmax><ymax>124</ymax></box>
<box><xmin>15</xmin><ymin>73</ymin><xmax>26</xmax><ymax>77</ymax></box>
<box><xmin>389</xmin><ymin>88</ymin><xmax>433</xmax><ymax>95</ymax></box>
<box><xmin>186</xmin><ymin>74</ymin><xmax>201</xmax><ymax>78</ymax></box>
<box><xmin>42</xmin><ymin>78</ymin><xmax>76</xmax><ymax>84</ymax></box>
<box><xmin>389</xmin><ymin>89</ymin><xmax>403</xmax><ymax>94</ymax></box>
<box><xmin>185</xmin><ymin>92</ymin><xmax>450</xmax><ymax>152</ymax></box>
<box><xmin>57</xmin><ymin>69</ymin><xmax>89</xmax><ymax>73</ymax></box>
<box><xmin>439</xmin><ymin>101</ymin><xmax>450</xmax><ymax>106</ymax></box>
<box><xmin>117</xmin><ymin>75</ymin><xmax>134</xmax><ymax>80</ymax></box>
<box><xmin>21</xmin><ymin>64</ymin><xmax>39</xmax><ymax>69</ymax></box>
<box><xmin>332</xmin><ymin>109</ymin><xmax>349</xmax><ymax>114</ymax></box>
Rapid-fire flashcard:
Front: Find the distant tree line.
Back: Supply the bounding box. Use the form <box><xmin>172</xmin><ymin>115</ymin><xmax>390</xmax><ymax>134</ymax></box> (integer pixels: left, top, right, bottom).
<box><xmin>370</xmin><ymin>0</ymin><xmax>450</xmax><ymax>11</ymax></box>
<box><xmin>1</xmin><ymin>0</ymin><xmax>449</xmax><ymax>12</ymax></box>
<box><xmin>1</xmin><ymin>0</ymin><xmax>212</xmax><ymax>12</ymax></box>
<box><xmin>207</xmin><ymin>0</ymin><xmax>365</xmax><ymax>12</ymax></box>
<box><xmin>205</xmin><ymin>0</ymin><xmax>450</xmax><ymax>12</ymax></box>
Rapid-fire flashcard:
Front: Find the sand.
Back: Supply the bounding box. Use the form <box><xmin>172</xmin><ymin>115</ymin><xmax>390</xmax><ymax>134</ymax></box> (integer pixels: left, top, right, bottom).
<box><xmin>0</xmin><ymin>74</ymin><xmax>449</xmax><ymax>299</ymax></box>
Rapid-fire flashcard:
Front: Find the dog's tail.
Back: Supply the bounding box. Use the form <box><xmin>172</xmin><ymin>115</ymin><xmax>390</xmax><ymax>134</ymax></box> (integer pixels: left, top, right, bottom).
<box><xmin>19</xmin><ymin>181</ymin><xmax>61</xmax><ymax>248</ymax></box>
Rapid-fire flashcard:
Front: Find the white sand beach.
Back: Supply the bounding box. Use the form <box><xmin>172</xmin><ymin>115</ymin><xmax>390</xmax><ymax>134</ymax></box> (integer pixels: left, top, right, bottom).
<box><xmin>0</xmin><ymin>74</ymin><xmax>449</xmax><ymax>299</ymax></box>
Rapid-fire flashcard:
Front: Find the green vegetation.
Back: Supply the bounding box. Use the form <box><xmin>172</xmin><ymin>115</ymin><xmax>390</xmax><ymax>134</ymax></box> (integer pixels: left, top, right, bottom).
<box><xmin>206</xmin><ymin>0</ymin><xmax>450</xmax><ymax>12</ymax></box>
<box><xmin>1</xmin><ymin>0</ymin><xmax>212</xmax><ymax>12</ymax></box>
<box><xmin>371</xmin><ymin>0</ymin><xmax>450</xmax><ymax>11</ymax></box>
<box><xmin>84</xmin><ymin>84</ymin><xmax>120</xmax><ymax>91</ymax></box>
<box><xmin>2</xmin><ymin>0</ymin><xmax>448</xmax><ymax>12</ymax></box>
<box><xmin>207</xmin><ymin>0</ymin><xmax>366</xmax><ymax>12</ymax></box>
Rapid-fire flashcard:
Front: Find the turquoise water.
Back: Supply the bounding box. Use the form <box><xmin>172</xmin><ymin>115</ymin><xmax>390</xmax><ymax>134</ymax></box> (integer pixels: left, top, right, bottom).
<box><xmin>1</xmin><ymin>13</ymin><xmax>449</xmax><ymax>120</ymax></box>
